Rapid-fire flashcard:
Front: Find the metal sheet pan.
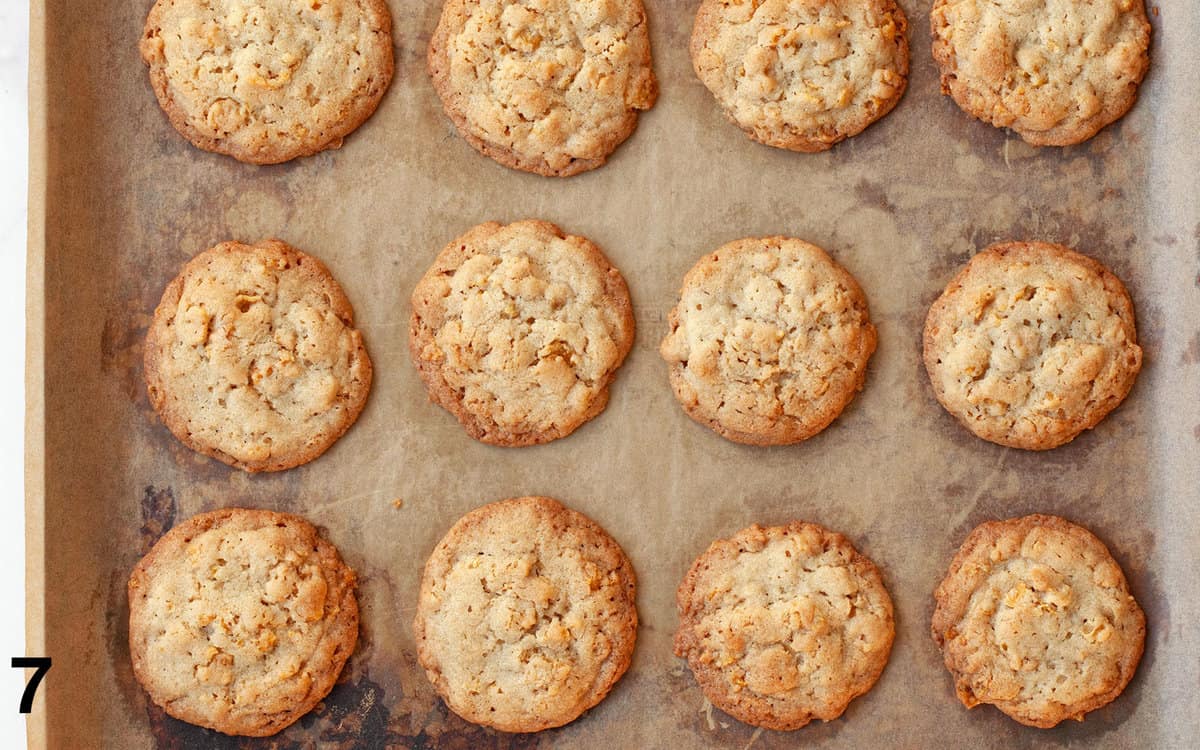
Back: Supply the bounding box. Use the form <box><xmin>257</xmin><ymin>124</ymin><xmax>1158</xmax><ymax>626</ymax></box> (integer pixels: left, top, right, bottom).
<box><xmin>26</xmin><ymin>0</ymin><xmax>1200</xmax><ymax>747</ymax></box>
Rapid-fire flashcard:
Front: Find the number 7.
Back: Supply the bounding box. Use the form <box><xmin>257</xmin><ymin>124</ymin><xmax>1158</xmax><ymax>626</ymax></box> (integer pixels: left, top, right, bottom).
<box><xmin>12</xmin><ymin>658</ymin><xmax>51</xmax><ymax>714</ymax></box>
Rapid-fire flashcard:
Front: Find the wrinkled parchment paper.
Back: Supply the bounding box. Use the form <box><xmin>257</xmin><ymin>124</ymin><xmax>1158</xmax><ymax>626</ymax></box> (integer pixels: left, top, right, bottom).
<box><xmin>27</xmin><ymin>1</ymin><xmax>1200</xmax><ymax>747</ymax></box>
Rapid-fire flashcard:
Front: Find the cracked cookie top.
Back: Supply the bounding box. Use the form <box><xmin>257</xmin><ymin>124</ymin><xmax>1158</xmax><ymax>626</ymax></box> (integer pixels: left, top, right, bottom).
<box><xmin>931</xmin><ymin>514</ymin><xmax>1145</xmax><ymax>727</ymax></box>
<box><xmin>128</xmin><ymin>508</ymin><xmax>359</xmax><ymax>736</ymax></box>
<box><xmin>144</xmin><ymin>239</ymin><xmax>372</xmax><ymax>472</ymax></box>
<box><xmin>413</xmin><ymin>496</ymin><xmax>638</xmax><ymax>732</ymax></box>
<box><xmin>931</xmin><ymin>0</ymin><xmax>1150</xmax><ymax>146</ymax></box>
<box><xmin>674</xmin><ymin>522</ymin><xmax>894</xmax><ymax>730</ymax></box>
<box><xmin>428</xmin><ymin>0</ymin><xmax>658</xmax><ymax>176</ymax></box>
<box><xmin>140</xmin><ymin>0</ymin><xmax>394</xmax><ymax>164</ymax></box>
<box><xmin>691</xmin><ymin>0</ymin><xmax>909</xmax><ymax>152</ymax></box>
<box><xmin>660</xmin><ymin>236</ymin><xmax>876</xmax><ymax>445</ymax></box>
<box><xmin>923</xmin><ymin>241</ymin><xmax>1141</xmax><ymax>450</ymax></box>
<box><xmin>409</xmin><ymin>220</ymin><xmax>634</xmax><ymax>446</ymax></box>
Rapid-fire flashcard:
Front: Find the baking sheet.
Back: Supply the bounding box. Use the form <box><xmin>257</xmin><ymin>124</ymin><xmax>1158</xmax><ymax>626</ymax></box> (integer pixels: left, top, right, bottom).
<box><xmin>25</xmin><ymin>0</ymin><xmax>1200</xmax><ymax>747</ymax></box>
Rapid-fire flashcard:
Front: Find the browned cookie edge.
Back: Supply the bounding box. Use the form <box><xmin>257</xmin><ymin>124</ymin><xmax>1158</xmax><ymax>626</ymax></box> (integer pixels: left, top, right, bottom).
<box><xmin>140</xmin><ymin>0</ymin><xmax>395</xmax><ymax>164</ymax></box>
<box><xmin>690</xmin><ymin>0</ymin><xmax>910</xmax><ymax>153</ymax></box>
<box><xmin>427</xmin><ymin>0</ymin><xmax>657</xmax><ymax>176</ymax></box>
<box><xmin>143</xmin><ymin>239</ymin><xmax>373</xmax><ymax>472</ymax></box>
<box><xmin>127</xmin><ymin>508</ymin><xmax>360</xmax><ymax>736</ymax></box>
<box><xmin>662</xmin><ymin>237</ymin><xmax>877</xmax><ymax>445</ymax></box>
<box><xmin>408</xmin><ymin>220</ymin><xmax>635</xmax><ymax>447</ymax></box>
<box><xmin>929</xmin><ymin>514</ymin><xmax>1146</xmax><ymax>728</ymax></box>
<box><xmin>412</xmin><ymin>496</ymin><xmax>638</xmax><ymax>732</ymax></box>
<box><xmin>674</xmin><ymin>521</ymin><xmax>895</xmax><ymax>730</ymax></box>
<box><xmin>929</xmin><ymin>0</ymin><xmax>1150</xmax><ymax>146</ymax></box>
<box><xmin>921</xmin><ymin>240</ymin><xmax>1141</xmax><ymax>450</ymax></box>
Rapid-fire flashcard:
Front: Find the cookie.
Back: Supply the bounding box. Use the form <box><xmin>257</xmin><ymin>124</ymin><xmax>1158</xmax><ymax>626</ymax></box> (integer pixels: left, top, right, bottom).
<box><xmin>923</xmin><ymin>241</ymin><xmax>1142</xmax><ymax>450</ymax></box>
<box><xmin>140</xmin><ymin>0</ymin><xmax>394</xmax><ymax>164</ymax></box>
<box><xmin>144</xmin><ymin>239</ymin><xmax>373</xmax><ymax>472</ymax></box>
<box><xmin>931</xmin><ymin>514</ymin><xmax>1145</xmax><ymax>728</ymax></box>
<box><xmin>660</xmin><ymin>236</ymin><xmax>876</xmax><ymax>445</ymax></box>
<box><xmin>428</xmin><ymin>0</ymin><xmax>658</xmax><ymax>176</ymax></box>
<box><xmin>128</xmin><ymin>508</ymin><xmax>359</xmax><ymax>737</ymax></box>
<box><xmin>409</xmin><ymin>220</ymin><xmax>634</xmax><ymax>446</ymax></box>
<box><xmin>931</xmin><ymin>0</ymin><xmax>1151</xmax><ymax>146</ymax></box>
<box><xmin>675</xmin><ymin>522</ymin><xmax>894</xmax><ymax>730</ymax></box>
<box><xmin>413</xmin><ymin>496</ymin><xmax>638</xmax><ymax>732</ymax></box>
<box><xmin>691</xmin><ymin>0</ymin><xmax>909</xmax><ymax>153</ymax></box>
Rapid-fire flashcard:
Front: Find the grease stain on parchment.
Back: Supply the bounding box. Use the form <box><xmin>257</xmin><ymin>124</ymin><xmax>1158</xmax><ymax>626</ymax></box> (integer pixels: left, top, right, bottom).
<box><xmin>138</xmin><ymin>484</ymin><xmax>177</xmax><ymax>553</ymax></box>
<box><xmin>1180</xmin><ymin>331</ymin><xmax>1200</xmax><ymax>366</ymax></box>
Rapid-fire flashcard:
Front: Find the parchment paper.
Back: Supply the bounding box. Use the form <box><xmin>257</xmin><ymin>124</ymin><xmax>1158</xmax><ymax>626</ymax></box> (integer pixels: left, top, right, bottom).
<box><xmin>26</xmin><ymin>0</ymin><xmax>1200</xmax><ymax>747</ymax></box>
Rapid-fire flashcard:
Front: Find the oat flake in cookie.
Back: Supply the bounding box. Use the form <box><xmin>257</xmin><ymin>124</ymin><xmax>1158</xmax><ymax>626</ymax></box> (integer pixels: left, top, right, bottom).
<box><xmin>691</xmin><ymin>0</ymin><xmax>909</xmax><ymax>152</ymax></box>
<box><xmin>674</xmin><ymin>522</ymin><xmax>895</xmax><ymax>730</ymax></box>
<box><xmin>923</xmin><ymin>241</ymin><xmax>1142</xmax><ymax>450</ymax></box>
<box><xmin>413</xmin><ymin>496</ymin><xmax>638</xmax><ymax>732</ymax></box>
<box><xmin>931</xmin><ymin>515</ymin><xmax>1145</xmax><ymax>728</ymax></box>
<box><xmin>428</xmin><ymin>0</ymin><xmax>658</xmax><ymax>176</ymax></box>
<box><xmin>660</xmin><ymin>236</ymin><xmax>876</xmax><ymax>445</ymax></box>
<box><xmin>128</xmin><ymin>509</ymin><xmax>359</xmax><ymax>737</ymax></box>
<box><xmin>140</xmin><ymin>0</ymin><xmax>394</xmax><ymax>164</ymax></box>
<box><xmin>931</xmin><ymin>0</ymin><xmax>1151</xmax><ymax>146</ymax></box>
<box><xmin>144</xmin><ymin>240</ymin><xmax>372</xmax><ymax>472</ymax></box>
<box><xmin>409</xmin><ymin>220</ymin><xmax>635</xmax><ymax>446</ymax></box>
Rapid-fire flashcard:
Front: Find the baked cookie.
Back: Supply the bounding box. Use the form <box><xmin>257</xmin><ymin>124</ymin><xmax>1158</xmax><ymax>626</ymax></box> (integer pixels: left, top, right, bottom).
<box><xmin>675</xmin><ymin>522</ymin><xmax>894</xmax><ymax>730</ymax></box>
<box><xmin>413</xmin><ymin>496</ymin><xmax>638</xmax><ymax>732</ymax></box>
<box><xmin>145</xmin><ymin>240</ymin><xmax>372</xmax><ymax>472</ymax></box>
<box><xmin>428</xmin><ymin>0</ymin><xmax>658</xmax><ymax>176</ymax></box>
<box><xmin>931</xmin><ymin>0</ymin><xmax>1151</xmax><ymax>146</ymax></box>
<box><xmin>660</xmin><ymin>236</ymin><xmax>876</xmax><ymax>445</ymax></box>
<box><xmin>923</xmin><ymin>241</ymin><xmax>1142</xmax><ymax>450</ymax></box>
<box><xmin>128</xmin><ymin>508</ymin><xmax>359</xmax><ymax>736</ymax></box>
<box><xmin>140</xmin><ymin>0</ymin><xmax>394</xmax><ymax>164</ymax></box>
<box><xmin>410</xmin><ymin>220</ymin><xmax>634</xmax><ymax>446</ymax></box>
<box><xmin>691</xmin><ymin>0</ymin><xmax>909</xmax><ymax>152</ymax></box>
<box><xmin>931</xmin><ymin>515</ymin><xmax>1145</xmax><ymax>728</ymax></box>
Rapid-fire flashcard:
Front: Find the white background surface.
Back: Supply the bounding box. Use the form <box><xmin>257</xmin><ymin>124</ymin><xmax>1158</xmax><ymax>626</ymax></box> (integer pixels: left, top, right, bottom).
<box><xmin>2</xmin><ymin>0</ymin><xmax>29</xmax><ymax>746</ymax></box>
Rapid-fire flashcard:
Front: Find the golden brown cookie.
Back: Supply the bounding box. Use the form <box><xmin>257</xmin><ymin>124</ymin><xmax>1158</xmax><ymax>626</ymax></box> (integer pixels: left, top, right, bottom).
<box><xmin>692</xmin><ymin>0</ymin><xmax>909</xmax><ymax>152</ymax></box>
<box><xmin>144</xmin><ymin>240</ymin><xmax>372</xmax><ymax>472</ymax></box>
<box><xmin>660</xmin><ymin>236</ymin><xmax>876</xmax><ymax>445</ymax></box>
<box><xmin>409</xmin><ymin>220</ymin><xmax>634</xmax><ymax>446</ymax></box>
<box><xmin>128</xmin><ymin>508</ymin><xmax>359</xmax><ymax>737</ymax></box>
<box><xmin>428</xmin><ymin>0</ymin><xmax>658</xmax><ymax>176</ymax></box>
<box><xmin>931</xmin><ymin>514</ymin><xmax>1145</xmax><ymax>728</ymax></box>
<box><xmin>923</xmin><ymin>241</ymin><xmax>1142</xmax><ymax>450</ymax></box>
<box><xmin>675</xmin><ymin>522</ymin><xmax>894</xmax><ymax>730</ymax></box>
<box><xmin>413</xmin><ymin>496</ymin><xmax>638</xmax><ymax>732</ymax></box>
<box><xmin>931</xmin><ymin>0</ymin><xmax>1151</xmax><ymax>146</ymax></box>
<box><xmin>140</xmin><ymin>0</ymin><xmax>394</xmax><ymax>164</ymax></box>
